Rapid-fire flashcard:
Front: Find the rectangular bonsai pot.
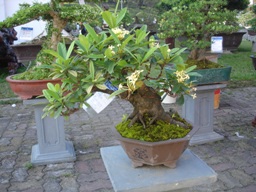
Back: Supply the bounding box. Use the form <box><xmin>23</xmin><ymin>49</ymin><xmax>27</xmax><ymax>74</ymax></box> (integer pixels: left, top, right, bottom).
<box><xmin>190</xmin><ymin>66</ymin><xmax>232</xmax><ymax>85</ymax></box>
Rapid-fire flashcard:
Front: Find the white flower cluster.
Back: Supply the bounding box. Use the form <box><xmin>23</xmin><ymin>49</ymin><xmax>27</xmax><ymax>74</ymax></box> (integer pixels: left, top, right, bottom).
<box><xmin>108</xmin><ymin>45</ymin><xmax>115</xmax><ymax>54</ymax></box>
<box><xmin>112</xmin><ymin>27</ymin><xmax>129</xmax><ymax>40</ymax></box>
<box><xmin>118</xmin><ymin>70</ymin><xmax>144</xmax><ymax>94</ymax></box>
<box><xmin>126</xmin><ymin>70</ymin><xmax>143</xmax><ymax>87</ymax></box>
<box><xmin>174</xmin><ymin>70</ymin><xmax>190</xmax><ymax>83</ymax></box>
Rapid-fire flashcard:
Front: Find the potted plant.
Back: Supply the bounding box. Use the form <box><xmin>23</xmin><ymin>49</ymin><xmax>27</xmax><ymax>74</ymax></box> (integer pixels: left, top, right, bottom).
<box><xmin>218</xmin><ymin>0</ymin><xmax>249</xmax><ymax>51</ymax></box>
<box><xmin>158</xmin><ymin>0</ymin><xmax>241</xmax><ymax>145</ymax></box>
<box><xmin>158</xmin><ymin>0</ymin><xmax>239</xmax><ymax>84</ymax></box>
<box><xmin>2</xmin><ymin>0</ymin><xmax>103</xmax><ymax>99</ymax></box>
<box><xmin>157</xmin><ymin>0</ymin><xmax>249</xmax><ymax>52</ymax></box>
<box><xmin>42</xmin><ymin>0</ymin><xmax>199</xmax><ymax>168</ymax></box>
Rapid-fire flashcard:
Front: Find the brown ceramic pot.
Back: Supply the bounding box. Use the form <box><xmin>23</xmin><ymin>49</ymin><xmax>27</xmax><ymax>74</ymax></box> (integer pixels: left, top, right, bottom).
<box><xmin>6</xmin><ymin>75</ymin><xmax>62</xmax><ymax>100</ymax></box>
<box><xmin>113</xmin><ymin>126</ymin><xmax>198</xmax><ymax>168</ymax></box>
<box><xmin>11</xmin><ymin>44</ymin><xmax>42</xmax><ymax>62</ymax></box>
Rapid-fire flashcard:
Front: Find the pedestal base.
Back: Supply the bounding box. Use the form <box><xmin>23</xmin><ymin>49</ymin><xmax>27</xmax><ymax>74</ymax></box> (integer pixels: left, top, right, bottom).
<box><xmin>101</xmin><ymin>145</ymin><xmax>217</xmax><ymax>192</ymax></box>
<box><xmin>31</xmin><ymin>141</ymin><xmax>76</xmax><ymax>165</ymax></box>
<box><xmin>24</xmin><ymin>98</ymin><xmax>76</xmax><ymax>165</ymax></box>
<box><xmin>189</xmin><ymin>132</ymin><xmax>224</xmax><ymax>146</ymax></box>
<box><xmin>182</xmin><ymin>84</ymin><xmax>226</xmax><ymax>145</ymax></box>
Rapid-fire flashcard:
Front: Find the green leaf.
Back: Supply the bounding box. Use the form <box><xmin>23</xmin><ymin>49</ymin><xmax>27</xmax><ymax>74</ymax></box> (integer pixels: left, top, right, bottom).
<box><xmin>185</xmin><ymin>65</ymin><xmax>197</xmax><ymax>73</ymax></box>
<box><xmin>102</xmin><ymin>11</ymin><xmax>116</xmax><ymax>28</ymax></box>
<box><xmin>141</xmin><ymin>47</ymin><xmax>157</xmax><ymax>63</ymax></box>
<box><xmin>135</xmin><ymin>25</ymin><xmax>148</xmax><ymax>44</ymax></box>
<box><xmin>176</xmin><ymin>95</ymin><xmax>185</xmax><ymax>105</ymax></box>
<box><xmin>109</xmin><ymin>89</ymin><xmax>127</xmax><ymax>98</ymax></box>
<box><xmin>171</xmin><ymin>85</ymin><xmax>180</xmax><ymax>93</ymax></box>
<box><xmin>44</xmin><ymin>49</ymin><xmax>64</xmax><ymax>62</ymax></box>
<box><xmin>188</xmin><ymin>72</ymin><xmax>202</xmax><ymax>77</ymax></box>
<box><xmin>68</xmin><ymin>70</ymin><xmax>77</xmax><ymax>77</ymax></box>
<box><xmin>87</xmin><ymin>54</ymin><xmax>104</xmax><ymax>59</ymax></box>
<box><xmin>66</xmin><ymin>41</ymin><xmax>75</xmax><ymax>59</ymax></box>
<box><xmin>57</xmin><ymin>42</ymin><xmax>67</xmax><ymax>59</ymax></box>
<box><xmin>54</xmin><ymin>107</ymin><xmax>63</xmax><ymax>119</ymax></box>
<box><xmin>107</xmin><ymin>61</ymin><xmax>117</xmax><ymax>74</ymax></box>
<box><xmin>47</xmin><ymin>83</ymin><xmax>56</xmax><ymax>91</ymax></box>
<box><xmin>121</xmin><ymin>34</ymin><xmax>134</xmax><ymax>49</ymax></box>
<box><xmin>86</xmin><ymin>85</ymin><xmax>93</xmax><ymax>94</ymax></box>
<box><xmin>159</xmin><ymin>46</ymin><xmax>169</xmax><ymax>59</ymax></box>
<box><xmin>89</xmin><ymin>61</ymin><xmax>95</xmax><ymax>80</ymax></box>
<box><xmin>95</xmin><ymin>84</ymin><xmax>107</xmax><ymax>90</ymax></box>
<box><xmin>105</xmin><ymin>48</ymin><xmax>113</xmax><ymax>59</ymax></box>
<box><xmin>84</xmin><ymin>23</ymin><xmax>98</xmax><ymax>40</ymax></box>
<box><xmin>116</xmin><ymin>8</ymin><xmax>127</xmax><ymax>25</ymax></box>
<box><xmin>42</xmin><ymin>89</ymin><xmax>51</xmax><ymax>101</ymax></box>
<box><xmin>76</xmin><ymin>35</ymin><xmax>89</xmax><ymax>52</ymax></box>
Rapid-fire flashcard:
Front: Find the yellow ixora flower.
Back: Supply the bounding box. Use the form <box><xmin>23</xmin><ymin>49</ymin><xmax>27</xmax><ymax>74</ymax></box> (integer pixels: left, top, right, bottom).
<box><xmin>175</xmin><ymin>70</ymin><xmax>190</xmax><ymax>83</ymax></box>
<box><xmin>112</xmin><ymin>27</ymin><xmax>129</xmax><ymax>40</ymax></box>
<box><xmin>126</xmin><ymin>70</ymin><xmax>143</xmax><ymax>92</ymax></box>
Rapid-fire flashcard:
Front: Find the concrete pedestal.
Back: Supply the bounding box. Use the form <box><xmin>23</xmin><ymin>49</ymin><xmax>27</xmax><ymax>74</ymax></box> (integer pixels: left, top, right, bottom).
<box><xmin>24</xmin><ymin>99</ymin><xmax>76</xmax><ymax>165</ymax></box>
<box><xmin>101</xmin><ymin>145</ymin><xmax>217</xmax><ymax>192</ymax></box>
<box><xmin>182</xmin><ymin>84</ymin><xmax>226</xmax><ymax>145</ymax></box>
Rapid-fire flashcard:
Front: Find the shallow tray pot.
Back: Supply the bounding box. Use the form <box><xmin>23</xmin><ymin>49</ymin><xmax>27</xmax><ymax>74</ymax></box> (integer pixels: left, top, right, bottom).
<box><xmin>112</xmin><ymin>125</ymin><xmax>198</xmax><ymax>168</ymax></box>
<box><xmin>189</xmin><ymin>66</ymin><xmax>232</xmax><ymax>85</ymax></box>
<box><xmin>6</xmin><ymin>75</ymin><xmax>61</xmax><ymax>100</ymax></box>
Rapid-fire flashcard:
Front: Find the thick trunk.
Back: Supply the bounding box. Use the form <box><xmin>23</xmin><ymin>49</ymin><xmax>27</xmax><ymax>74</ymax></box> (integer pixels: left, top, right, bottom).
<box><xmin>188</xmin><ymin>48</ymin><xmax>207</xmax><ymax>60</ymax></box>
<box><xmin>51</xmin><ymin>15</ymin><xmax>67</xmax><ymax>51</ymax></box>
<box><xmin>121</xmin><ymin>83</ymin><xmax>184</xmax><ymax>128</ymax></box>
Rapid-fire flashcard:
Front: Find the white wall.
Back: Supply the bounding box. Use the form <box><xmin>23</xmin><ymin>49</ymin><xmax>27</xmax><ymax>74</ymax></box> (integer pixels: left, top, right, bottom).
<box><xmin>1</xmin><ymin>0</ymin><xmax>49</xmax><ymax>44</ymax></box>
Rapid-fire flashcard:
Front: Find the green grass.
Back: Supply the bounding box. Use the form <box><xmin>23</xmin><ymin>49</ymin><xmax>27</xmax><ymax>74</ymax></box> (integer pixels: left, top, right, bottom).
<box><xmin>0</xmin><ymin>40</ymin><xmax>255</xmax><ymax>100</ymax></box>
<box><xmin>218</xmin><ymin>40</ymin><xmax>256</xmax><ymax>88</ymax></box>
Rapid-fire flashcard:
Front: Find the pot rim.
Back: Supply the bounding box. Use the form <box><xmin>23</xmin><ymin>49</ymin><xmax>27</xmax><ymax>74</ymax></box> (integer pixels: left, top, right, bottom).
<box><xmin>6</xmin><ymin>75</ymin><xmax>61</xmax><ymax>83</ymax></box>
<box><xmin>112</xmin><ymin>122</ymin><xmax>198</xmax><ymax>146</ymax></box>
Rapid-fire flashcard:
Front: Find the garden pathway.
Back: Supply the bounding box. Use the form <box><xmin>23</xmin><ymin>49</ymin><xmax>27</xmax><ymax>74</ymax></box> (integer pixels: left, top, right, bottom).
<box><xmin>0</xmin><ymin>86</ymin><xmax>256</xmax><ymax>192</ymax></box>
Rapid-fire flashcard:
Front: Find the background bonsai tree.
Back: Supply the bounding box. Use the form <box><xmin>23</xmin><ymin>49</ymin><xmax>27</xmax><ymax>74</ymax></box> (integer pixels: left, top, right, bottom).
<box><xmin>42</xmin><ymin>2</ymin><xmax>197</xmax><ymax>140</ymax></box>
<box><xmin>0</xmin><ymin>0</ymin><xmax>105</xmax><ymax>67</ymax></box>
<box><xmin>158</xmin><ymin>0</ymin><xmax>241</xmax><ymax>62</ymax></box>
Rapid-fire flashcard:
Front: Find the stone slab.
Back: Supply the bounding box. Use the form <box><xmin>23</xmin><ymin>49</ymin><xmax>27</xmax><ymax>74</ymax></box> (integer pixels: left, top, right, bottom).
<box><xmin>31</xmin><ymin>141</ymin><xmax>76</xmax><ymax>165</ymax></box>
<box><xmin>189</xmin><ymin>132</ymin><xmax>224</xmax><ymax>146</ymax></box>
<box><xmin>100</xmin><ymin>145</ymin><xmax>217</xmax><ymax>192</ymax></box>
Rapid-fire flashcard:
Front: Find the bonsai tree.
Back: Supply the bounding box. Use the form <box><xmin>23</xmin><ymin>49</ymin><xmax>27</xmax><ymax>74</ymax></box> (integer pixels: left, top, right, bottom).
<box><xmin>42</xmin><ymin>1</ymin><xmax>198</xmax><ymax>142</ymax></box>
<box><xmin>0</xmin><ymin>0</ymin><xmax>105</xmax><ymax>74</ymax></box>
<box><xmin>158</xmin><ymin>0</ymin><xmax>240</xmax><ymax>62</ymax></box>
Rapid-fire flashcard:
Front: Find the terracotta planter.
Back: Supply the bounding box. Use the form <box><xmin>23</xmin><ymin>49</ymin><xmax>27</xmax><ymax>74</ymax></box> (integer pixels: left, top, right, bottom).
<box><xmin>113</xmin><ymin>126</ymin><xmax>198</xmax><ymax>168</ymax></box>
<box><xmin>6</xmin><ymin>75</ymin><xmax>61</xmax><ymax>100</ymax></box>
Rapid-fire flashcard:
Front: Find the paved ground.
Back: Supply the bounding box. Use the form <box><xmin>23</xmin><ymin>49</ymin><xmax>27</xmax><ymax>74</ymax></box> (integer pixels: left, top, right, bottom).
<box><xmin>0</xmin><ymin>86</ymin><xmax>256</xmax><ymax>192</ymax></box>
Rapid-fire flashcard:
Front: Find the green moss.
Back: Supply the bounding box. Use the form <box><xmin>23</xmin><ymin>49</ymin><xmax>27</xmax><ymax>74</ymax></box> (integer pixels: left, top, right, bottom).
<box><xmin>12</xmin><ymin>67</ymin><xmax>51</xmax><ymax>80</ymax></box>
<box><xmin>186</xmin><ymin>58</ymin><xmax>223</xmax><ymax>69</ymax></box>
<box><xmin>116</xmin><ymin>114</ymin><xmax>192</xmax><ymax>142</ymax></box>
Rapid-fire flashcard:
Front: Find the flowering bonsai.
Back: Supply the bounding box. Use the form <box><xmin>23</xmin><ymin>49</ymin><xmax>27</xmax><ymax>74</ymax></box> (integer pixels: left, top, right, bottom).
<box><xmin>42</xmin><ymin>0</ymin><xmax>198</xmax><ymax>142</ymax></box>
<box><xmin>158</xmin><ymin>0</ymin><xmax>240</xmax><ymax>62</ymax></box>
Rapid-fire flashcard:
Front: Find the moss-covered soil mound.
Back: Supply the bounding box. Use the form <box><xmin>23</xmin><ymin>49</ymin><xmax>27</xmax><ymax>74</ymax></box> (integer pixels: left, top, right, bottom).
<box><xmin>116</xmin><ymin>113</ymin><xmax>192</xmax><ymax>142</ymax></box>
<box><xmin>186</xmin><ymin>58</ymin><xmax>223</xmax><ymax>69</ymax></box>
